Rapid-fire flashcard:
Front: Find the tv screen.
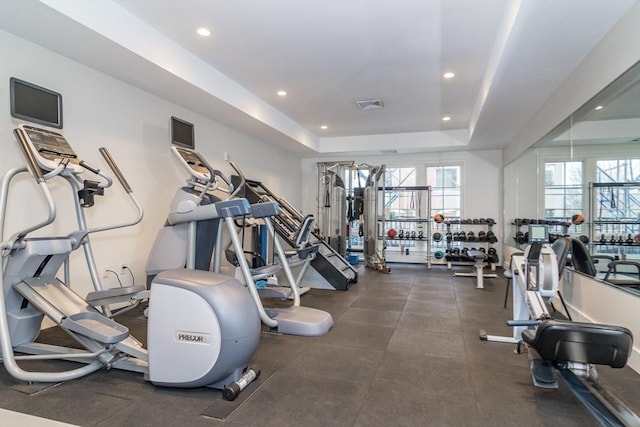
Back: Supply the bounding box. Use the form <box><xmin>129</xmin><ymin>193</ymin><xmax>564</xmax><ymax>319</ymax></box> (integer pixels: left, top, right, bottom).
<box><xmin>528</xmin><ymin>224</ymin><xmax>548</xmax><ymax>243</ymax></box>
<box><xmin>171</xmin><ymin>116</ymin><xmax>195</xmax><ymax>149</ymax></box>
<box><xmin>10</xmin><ymin>77</ymin><xmax>63</xmax><ymax>129</ymax></box>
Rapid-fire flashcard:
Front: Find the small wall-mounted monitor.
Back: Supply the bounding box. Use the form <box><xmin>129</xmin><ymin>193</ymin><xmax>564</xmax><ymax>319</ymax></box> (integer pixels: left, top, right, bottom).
<box><xmin>528</xmin><ymin>224</ymin><xmax>549</xmax><ymax>243</ymax></box>
<box><xmin>171</xmin><ymin>116</ymin><xmax>195</xmax><ymax>149</ymax></box>
<box><xmin>10</xmin><ymin>77</ymin><xmax>63</xmax><ymax>129</ymax></box>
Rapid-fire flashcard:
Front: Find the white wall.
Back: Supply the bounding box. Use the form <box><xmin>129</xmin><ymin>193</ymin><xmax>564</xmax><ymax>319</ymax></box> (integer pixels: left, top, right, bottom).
<box><xmin>301</xmin><ymin>149</ymin><xmax>503</xmax><ymax>260</ymax></box>
<box><xmin>0</xmin><ymin>30</ymin><xmax>302</xmax><ymax>298</ymax></box>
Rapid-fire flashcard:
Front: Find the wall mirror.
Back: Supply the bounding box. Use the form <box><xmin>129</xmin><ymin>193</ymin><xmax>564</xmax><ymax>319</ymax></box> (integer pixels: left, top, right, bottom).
<box><xmin>503</xmin><ymin>60</ymin><xmax>640</xmax><ymax>292</ymax></box>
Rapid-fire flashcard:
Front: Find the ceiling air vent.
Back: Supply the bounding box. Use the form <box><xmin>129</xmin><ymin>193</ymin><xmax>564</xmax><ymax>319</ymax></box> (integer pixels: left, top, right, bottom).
<box><xmin>356</xmin><ymin>99</ymin><xmax>384</xmax><ymax>110</ymax></box>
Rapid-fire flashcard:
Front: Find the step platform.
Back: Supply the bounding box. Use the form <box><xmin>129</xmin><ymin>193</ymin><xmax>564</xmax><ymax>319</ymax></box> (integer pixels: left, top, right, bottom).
<box><xmin>266</xmin><ymin>306</ymin><xmax>333</xmax><ymax>336</ymax></box>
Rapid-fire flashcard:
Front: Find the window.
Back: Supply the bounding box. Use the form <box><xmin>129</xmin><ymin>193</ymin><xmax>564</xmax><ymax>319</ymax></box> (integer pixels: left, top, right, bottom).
<box><xmin>544</xmin><ymin>161</ymin><xmax>583</xmax><ymax>221</ymax></box>
<box><xmin>427</xmin><ymin>165</ymin><xmax>461</xmax><ymax>219</ymax></box>
<box><xmin>595</xmin><ymin>159</ymin><xmax>640</xmax><ymax>221</ymax></box>
<box><xmin>596</xmin><ymin>159</ymin><xmax>640</xmax><ymax>183</ymax></box>
<box><xmin>383</xmin><ymin>167</ymin><xmax>417</xmax><ymax>219</ymax></box>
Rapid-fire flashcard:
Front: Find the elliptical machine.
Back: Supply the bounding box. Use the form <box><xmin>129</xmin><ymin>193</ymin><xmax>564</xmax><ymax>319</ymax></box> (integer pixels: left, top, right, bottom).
<box><xmin>0</xmin><ymin>124</ymin><xmax>260</xmax><ymax>397</ymax></box>
<box><xmin>146</xmin><ymin>147</ymin><xmax>333</xmax><ymax>336</ymax></box>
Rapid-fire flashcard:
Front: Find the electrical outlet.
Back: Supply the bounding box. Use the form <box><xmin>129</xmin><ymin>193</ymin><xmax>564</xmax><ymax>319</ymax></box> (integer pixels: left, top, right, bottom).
<box><xmin>120</xmin><ymin>264</ymin><xmax>129</xmax><ymax>275</ymax></box>
<box><xmin>102</xmin><ymin>267</ymin><xmax>112</xmax><ymax>279</ymax></box>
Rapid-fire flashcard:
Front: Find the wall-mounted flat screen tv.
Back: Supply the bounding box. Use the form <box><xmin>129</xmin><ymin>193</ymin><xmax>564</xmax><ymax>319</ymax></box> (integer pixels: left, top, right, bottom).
<box><xmin>10</xmin><ymin>77</ymin><xmax>63</xmax><ymax>129</ymax></box>
<box><xmin>171</xmin><ymin>116</ymin><xmax>195</xmax><ymax>149</ymax></box>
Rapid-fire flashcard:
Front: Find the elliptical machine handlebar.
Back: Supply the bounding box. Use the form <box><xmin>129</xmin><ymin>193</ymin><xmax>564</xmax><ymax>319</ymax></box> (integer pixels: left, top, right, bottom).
<box><xmin>213</xmin><ymin>169</ymin><xmax>235</xmax><ymax>195</ymax></box>
<box><xmin>13</xmin><ymin>128</ymin><xmax>46</xmax><ymax>184</ymax></box>
<box><xmin>228</xmin><ymin>160</ymin><xmax>246</xmax><ymax>199</ymax></box>
<box><xmin>99</xmin><ymin>147</ymin><xmax>132</xmax><ymax>193</ymax></box>
<box><xmin>86</xmin><ymin>149</ymin><xmax>143</xmax><ymax>235</ymax></box>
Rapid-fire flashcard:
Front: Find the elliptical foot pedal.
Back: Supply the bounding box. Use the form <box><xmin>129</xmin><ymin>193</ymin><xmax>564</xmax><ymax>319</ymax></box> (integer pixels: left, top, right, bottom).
<box><xmin>61</xmin><ymin>312</ymin><xmax>129</xmax><ymax>344</ymax></box>
<box><xmin>86</xmin><ymin>285</ymin><xmax>147</xmax><ymax>306</ymax></box>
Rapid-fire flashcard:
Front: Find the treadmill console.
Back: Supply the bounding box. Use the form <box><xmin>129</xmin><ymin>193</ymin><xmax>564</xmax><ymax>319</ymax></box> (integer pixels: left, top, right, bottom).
<box><xmin>17</xmin><ymin>124</ymin><xmax>83</xmax><ymax>173</ymax></box>
<box><xmin>171</xmin><ymin>146</ymin><xmax>212</xmax><ymax>183</ymax></box>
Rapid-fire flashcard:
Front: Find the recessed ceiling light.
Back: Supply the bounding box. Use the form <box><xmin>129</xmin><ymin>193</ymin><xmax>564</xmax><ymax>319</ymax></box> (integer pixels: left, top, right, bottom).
<box><xmin>277</xmin><ymin>90</ymin><xmax>287</xmax><ymax>97</ymax></box>
<box><xmin>442</xmin><ymin>115</ymin><xmax>451</xmax><ymax>121</ymax></box>
<box><xmin>443</xmin><ymin>72</ymin><xmax>455</xmax><ymax>79</ymax></box>
<box><xmin>594</xmin><ymin>105</ymin><xmax>604</xmax><ymax>110</ymax></box>
<box><xmin>197</xmin><ymin>28</ymin><xmax>211</xmax><ymax>37</ymax></box>
<box><xmin>320</xmin><ymin>125</ymin><xmax>328</xmax><ymax>130</ymax></box>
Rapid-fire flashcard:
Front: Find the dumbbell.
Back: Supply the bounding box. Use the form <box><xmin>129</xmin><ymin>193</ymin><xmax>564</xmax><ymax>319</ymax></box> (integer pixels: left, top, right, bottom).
<box><xmin>433</xmin><ymin>232</ymin><xmax>443</xmax><ymax>242</ymax></box>
<box><xmin>486</xmin><ymin>218</ymin><xmax>495</xmax><ymax>226</ymax></box>
<box><xmin>477</xmin><ymin>230</ymin><xmax>487</xmax><ymax>241</ymax></box>
<box><xmin>487</xmin><ymin>248</ymin><xmax>497</xmax><ymax>256</ymax></box>
<box><xmin>466</xmin><ymin>231</ymin><xmax>475</xmax><ymax>241</ymax></box>
<box><xmin>446</xmin><ymin>232</ymin><xmax>452</xmax><ymax>242</ymax></box>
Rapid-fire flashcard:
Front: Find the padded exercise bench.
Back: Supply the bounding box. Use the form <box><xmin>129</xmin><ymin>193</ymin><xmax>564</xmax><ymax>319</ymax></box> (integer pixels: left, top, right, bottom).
<box><xmin>453</xmin><ymin>250</ymin><xmax>497</xmax><ymax>289</ymax></box>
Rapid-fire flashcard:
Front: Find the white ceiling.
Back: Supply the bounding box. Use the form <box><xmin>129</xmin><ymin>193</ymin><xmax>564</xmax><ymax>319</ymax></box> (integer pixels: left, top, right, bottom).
<box><xmin>0</xmin><ymin>0</ymin><xmax>637</xmax><ymax>156</ymax></box>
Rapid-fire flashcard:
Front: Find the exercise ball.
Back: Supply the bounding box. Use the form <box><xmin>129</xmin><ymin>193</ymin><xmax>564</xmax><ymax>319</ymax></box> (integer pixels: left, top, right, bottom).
<box><xmin>387</xmin><ymin>228</ymin><xmax>397</xmax><ymax>239</ymax></box>
<box><xmin>635</xmin><ymin>233</ymin><xmax>640</xmax><ymax>243</ymax></box>
<box><xmin>571</xmin><ymin>214</ymin><xmax>585</xmax><ymax>225</ymax></box>
<box><xmin>434</xmin><ymin>250</ymin><xmax>444</xmax><ymax>260</ymax></box>
<box><xmin>433</xmin><ymin>213</ymin><xmax>445</xmax><ymax>223</ymax></box>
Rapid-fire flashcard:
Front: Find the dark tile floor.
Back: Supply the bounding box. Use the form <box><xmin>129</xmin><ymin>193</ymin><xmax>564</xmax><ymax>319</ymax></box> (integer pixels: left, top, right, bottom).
<box><xmin>1</xmin><ymin>263</ymin><xmax>639</xmax><ymax>426</ymax></box>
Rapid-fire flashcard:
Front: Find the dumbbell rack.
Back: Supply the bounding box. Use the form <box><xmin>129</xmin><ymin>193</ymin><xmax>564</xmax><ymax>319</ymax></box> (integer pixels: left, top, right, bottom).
<box><xmin>511</xmin><ymin>219</ymin><xmax>570</xmax><ymax>250</ymax></box>
<box><xmin>443</xmin><ymin>218</ymin><xmax>499</xmax><ymax>270</ymax></box>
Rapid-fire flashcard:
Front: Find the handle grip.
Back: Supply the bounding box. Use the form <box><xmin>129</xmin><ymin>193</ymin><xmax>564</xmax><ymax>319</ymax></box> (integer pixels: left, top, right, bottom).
<box><xmin>79</xmin><ymin>160</ymin><xmax>100</xmax><ymax>175</ymax></box>
<box><xmin>13</xmin><ymin>128</ymin><xmax>45</xmax><ymax>183</ymax></box>
<box><xmin>99</xmin><ymin>147</ymin><xmax>132</xmax><ymax>193</ymax></box>
<box><xmin>228</xmin><ymin>160</ymin><xmax>245</xmax><ymax>198</ymax></box>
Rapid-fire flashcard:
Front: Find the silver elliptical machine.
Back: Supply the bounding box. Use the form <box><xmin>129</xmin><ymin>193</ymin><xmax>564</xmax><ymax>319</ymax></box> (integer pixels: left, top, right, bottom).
<box><xmin>0</xmin><ymin>124</ymin><xmax>260</xmax><ymax>399</ymax></box>
<box><xmin>146</xmin><ymin>147</ymin><xmax>333</xmax><ymax>336</ymax></box>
